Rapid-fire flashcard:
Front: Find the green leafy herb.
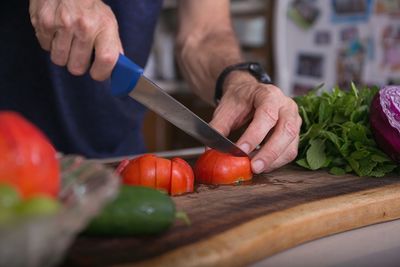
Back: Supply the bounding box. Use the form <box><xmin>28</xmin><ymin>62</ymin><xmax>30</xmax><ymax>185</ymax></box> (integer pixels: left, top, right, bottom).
<box><xmin>294</xmin><ymin>84</ymin><xmax>399</xmax><ymax>177</ymax></box>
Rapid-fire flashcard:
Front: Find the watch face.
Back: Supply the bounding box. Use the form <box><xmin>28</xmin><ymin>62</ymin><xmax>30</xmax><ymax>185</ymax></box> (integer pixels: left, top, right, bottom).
<box><xmin>249</xmin><ymin>63</ymin><xmax>272</xmax><ymax>84</ymax></box>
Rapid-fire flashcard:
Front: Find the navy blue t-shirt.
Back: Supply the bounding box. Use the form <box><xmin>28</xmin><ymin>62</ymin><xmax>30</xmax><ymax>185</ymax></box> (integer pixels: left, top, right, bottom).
<box><xmin>0</xmin><ymin>1</ymin><xmax>163</xmax><ymax>158</ymax></box>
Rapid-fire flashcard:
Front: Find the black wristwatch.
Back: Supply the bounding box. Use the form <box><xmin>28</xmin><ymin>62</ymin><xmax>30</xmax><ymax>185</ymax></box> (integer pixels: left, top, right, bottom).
<box><xmin>214</xmin><ymin>62</ymin><xmax>273</xmax><ymax>104</ymax></box>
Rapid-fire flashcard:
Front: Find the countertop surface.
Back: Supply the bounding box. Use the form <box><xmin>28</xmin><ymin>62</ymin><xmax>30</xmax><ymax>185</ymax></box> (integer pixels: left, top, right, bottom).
<box><xmin>63</xmin><ymin>162</ymin><xmax>400</xmax><ymax>267</ymax></box>
<box><xmin>252</xmin><ymin>218</ymin><xmax>400</xmax><ymax>267</ymax></box>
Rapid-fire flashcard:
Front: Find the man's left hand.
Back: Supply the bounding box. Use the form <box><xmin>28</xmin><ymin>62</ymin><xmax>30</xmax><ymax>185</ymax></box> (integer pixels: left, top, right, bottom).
<box><xmin>210</xmin><ymin>72</ymin><xmax>302</xmax><ymax>174</ymax></box>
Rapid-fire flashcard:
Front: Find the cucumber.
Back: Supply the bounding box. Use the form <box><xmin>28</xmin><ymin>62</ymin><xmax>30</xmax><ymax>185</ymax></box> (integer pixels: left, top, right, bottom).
<box><xmin>83</xmin><ymin>185</ymin><xmax>176</xmax><ymax>236</ymax></box>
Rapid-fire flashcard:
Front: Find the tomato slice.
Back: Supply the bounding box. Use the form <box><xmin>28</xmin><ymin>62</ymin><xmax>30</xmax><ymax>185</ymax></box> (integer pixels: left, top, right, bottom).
<box><xmin>138</xmin><ymin>155</ymin><xmax>156</xmax><ymax>188</ymax></box>
<box><xmin>121</xmin><ymin>158</ymin><xmax>141</xmax><ymax>185</ymax></box>
<box><xmin>170</xmin><ymin>158</ymin><xmax>194</xmax><ymax>196</ymax></box>
<box><xmin>171</xmin><ymin>158</ymin><xmax>194</xmax><ymax>194</ymax></box>
<box><xmin>155</xmin><ymin>157</ymin><xmax>171</xmax><ymax>193</ymax></box>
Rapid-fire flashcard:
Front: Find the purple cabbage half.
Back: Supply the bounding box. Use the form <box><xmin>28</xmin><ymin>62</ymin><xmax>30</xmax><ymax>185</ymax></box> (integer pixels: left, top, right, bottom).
<box><xmin>370</xmin><ymin>86</ymin><xmax>400</xmax><ymax>162</ymax></box>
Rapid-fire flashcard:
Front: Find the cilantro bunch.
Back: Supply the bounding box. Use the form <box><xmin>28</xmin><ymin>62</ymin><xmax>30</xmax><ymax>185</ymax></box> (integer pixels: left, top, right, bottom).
<box><xmin>294</xmin><ymin>84</ymin><xmax>399</xmax><ymax>177</ymax></box>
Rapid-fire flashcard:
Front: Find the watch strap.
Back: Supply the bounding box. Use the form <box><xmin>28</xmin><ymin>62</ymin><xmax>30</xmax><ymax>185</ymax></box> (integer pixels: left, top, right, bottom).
<box><xmin>214</xmin><ymin>62</ymin><xmax>272</xmax><ymax>104</ymax></box>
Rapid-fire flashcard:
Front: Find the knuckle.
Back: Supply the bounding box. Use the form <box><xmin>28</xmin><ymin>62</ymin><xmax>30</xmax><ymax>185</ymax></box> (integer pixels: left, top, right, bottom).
<box><xmin>297</xmin><ymin>116</ymin><xmax>303</xmax><ymax>128</ymax></box>
<box><xmin>31</xmin><ymin>16</ymin><xmax>38</xmax><ymax>28</ymax></box>
<box><xmin>284</xmin><ymin>121</ymin><xmax>298</xmax><ymax>139</ymax></box>
<box><xmin>68</xmin><ymin>64</ymin><xmax>86</xmax><ymax>76</ymax></box>
<box><xmin>260</xmin><ymin>106</ymin><xmax>279</xmax><ymax>123</ymax></box>
<box><xmin>90</xmin><ymin>70</ymin><xmax>107</xmax><ymax>81</ymax></box>
<box><xmin>97</xmin><ymin>50</ymin><xmax>117</xmax><ymax>65</ymax></box>
<box><xmin>76</xmin><ymin>17</ymin><xmax>95</xmax><ymax>37</ymax></box>
<box><xmin>261</xmin><ymin>84</ymin><xmax>282</xmax><ymax>98</ymax></box>
<box><xmin>59</xmin><ymin>10</ymin><xmax>72</xmax><ymax>29</ymax></box>
<box><xmin>265</xmin><ymin>149</ymin><xmax>280</xmax><ymax>163</ymax></box>
<box><xmin>39</xmin><ymin>15</ymin><xmax>54</xmax><ymax>32</ymax></box>
<box><xmin>285</xmin><ymin>149</ymin><xmax>298</xmax><ymax>162</ymax></box>
<box><xmin>102</xmin><ymin>6</ymin><xmax>118</xmax><ymax>25</ymax></box>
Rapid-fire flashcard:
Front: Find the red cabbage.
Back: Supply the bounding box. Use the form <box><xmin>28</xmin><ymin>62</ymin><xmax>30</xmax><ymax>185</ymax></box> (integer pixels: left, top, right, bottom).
<box><xmin>370</xmin><ymin>86</ymin><xmax>400</xmax><ymax>162</ymax></box>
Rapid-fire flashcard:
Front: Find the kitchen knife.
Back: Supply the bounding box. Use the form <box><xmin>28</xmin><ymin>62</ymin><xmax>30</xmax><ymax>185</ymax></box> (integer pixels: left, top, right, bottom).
<box><xmin>110</xmin><ymin>54</ymin><xmax>247</xmax><ymax>157</ymax></box>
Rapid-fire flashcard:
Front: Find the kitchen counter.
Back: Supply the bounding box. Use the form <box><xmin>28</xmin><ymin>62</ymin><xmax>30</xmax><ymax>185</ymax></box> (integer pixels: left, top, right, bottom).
<box><xmin>253</xmin><ymin>218</ymin><xmax>400</xmax><ymax>267</ymax></box>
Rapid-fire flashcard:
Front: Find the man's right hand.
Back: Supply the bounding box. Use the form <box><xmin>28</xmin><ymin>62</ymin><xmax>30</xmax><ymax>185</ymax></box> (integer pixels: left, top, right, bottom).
<box><xmin>29</xmin><ymin>0</ymin><xmax>123</xmax><ymax>81</ymax></box>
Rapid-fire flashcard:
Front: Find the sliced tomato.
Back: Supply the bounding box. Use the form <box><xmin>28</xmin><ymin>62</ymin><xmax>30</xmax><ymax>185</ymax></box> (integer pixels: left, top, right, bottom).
<box><xmin>121</xmin><ymin>157</ymin><xmax>141</xmax><ymax>185</ymax></box>
<box><xmin>155</xmin><ymin>157</ymin><xmax>171</xmax><ymax>193</ymax></box>
<box><xmin>170</xmin><ymin>158</ymin><xmax>194</xmax><ymax>196</ymax></box>
<box><xmin>194</xmin><ymin>149</ymin><xmax>252</xmax><ymax>185</ymax></box>
<box><xmin>137</xmin><ymin>154</ymin><xmax>156</xmax><ymax>188</ymax></box>
<box><xmin>120</xmin><ymin>154</ymin><xmax>194</xmax><ymax>196</ymax></box>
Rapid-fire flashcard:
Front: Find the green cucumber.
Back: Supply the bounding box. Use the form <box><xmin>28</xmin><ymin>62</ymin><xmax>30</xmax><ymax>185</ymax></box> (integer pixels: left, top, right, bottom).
<box><xmin>83</xmin><ymin>185</ymin><xmax>176</xmax><ymax>236</ymax></box>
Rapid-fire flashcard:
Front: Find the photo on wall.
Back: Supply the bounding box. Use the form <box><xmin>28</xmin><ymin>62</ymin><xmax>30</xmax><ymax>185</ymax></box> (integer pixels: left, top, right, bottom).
<box><xmin>314</xmin><ymin>30</ymin><xmax>332</xmax><ymax>45</ymax></box>
<box><xmin>375</xmin><ymin>0</ymin><xmax>400</xmax><ymax>15</ymax></box>
<box><xmin>296</xmin><ymin>53</ymin><xmax>324</xmax><ymax>78</ymax></box>
<box><xmin>288</xmin><ymin>0</ymin><xmax>320</xmax><ymax>30</ymax></box>
<box><xmin>340</xmin><ymin>26</ymin><xmax>359</xmax><ymax>42</ymax></box>
<box><xmin>380</xmin><ymin>24</ymin><xmax>400</xmax><ymax>71</ymax></box>
<box><xmin>331</xmin><ymin>0</ymin><xmax>373</xmax><ymax>22</ymax></box>
<box><xmin>336</xmin><ymin>39</ymin><xmax>366</xmax><ymax>88</ymax></box>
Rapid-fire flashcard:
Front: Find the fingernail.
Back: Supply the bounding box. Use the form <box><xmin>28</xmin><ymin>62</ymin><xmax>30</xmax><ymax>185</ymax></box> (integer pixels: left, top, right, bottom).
<box><xmin>252</xmin><ymin>160</ymin><xmax>265</xmax><ymax>174</ymax></box>
<box><xmin>239</xmin><ymin>143</ymin><xmax>251</xmax><ymax>154</ymax></box>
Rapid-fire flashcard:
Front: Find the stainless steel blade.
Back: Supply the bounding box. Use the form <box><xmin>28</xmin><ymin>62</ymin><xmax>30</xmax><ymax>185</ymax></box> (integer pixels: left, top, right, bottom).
<box><xmin>130</xmin><ymin>77</ymin><xmax>247</xmax><ymax>157</ymax></box>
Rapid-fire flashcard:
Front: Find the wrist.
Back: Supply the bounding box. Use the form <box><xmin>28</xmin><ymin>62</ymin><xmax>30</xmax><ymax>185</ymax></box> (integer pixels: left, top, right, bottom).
<box><xmin>214</xmin><ymin>62</ymin><xmax>272</xmax><ymax>104</ymax></box>
<box><xmin>222</xmin><ymin>71</ymin><xmax>257</xmax><ymax>95</ymax></box>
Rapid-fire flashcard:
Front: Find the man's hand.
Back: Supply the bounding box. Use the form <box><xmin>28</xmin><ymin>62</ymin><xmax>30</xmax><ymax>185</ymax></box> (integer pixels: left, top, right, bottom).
<box><xmin>209</xmin><ymin>72</ymin><xmax>302</xmax><ymax>174</ymax></box>
<box><xmin>29</xmin><ymin>0</ymin><xmax>122</xmax><ymax>80</ymax></box>
<box><xmin>175</xmin><ymin>0</ymin><xmax>301</xmax><ymax>174</ymax></box>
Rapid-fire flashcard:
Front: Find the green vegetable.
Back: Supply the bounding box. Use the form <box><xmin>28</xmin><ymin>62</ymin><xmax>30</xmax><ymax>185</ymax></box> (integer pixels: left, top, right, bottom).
<box><xmin>295</xmin><ymin>84</ymin><xmax>399</xmax><ymax>177</ymax></box>
<box><xmin>0</xmin><ymin>207</ymin><xmax>14</xmax><ymax>224</ymax></box>
<box><xmin>0</xmin><ymin>184</ymin><xmax>20</xmax><ymax>208</ymax></box>
<box><xmin>16</xmin><ymin>196</ymin><xmax>60</xmax><ymax>217</ymax></box>
<box><xmin>83</xmin><ymin>186</ymin><xmax>178</xmax><ymax>236</ymax></box>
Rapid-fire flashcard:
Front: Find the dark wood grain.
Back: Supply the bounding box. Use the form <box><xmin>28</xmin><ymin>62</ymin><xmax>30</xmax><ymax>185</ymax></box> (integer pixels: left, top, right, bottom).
<box><xmin>62</xmin><ymin>165</ymin><xmax>400</xmax><ymax>267</ymax></box>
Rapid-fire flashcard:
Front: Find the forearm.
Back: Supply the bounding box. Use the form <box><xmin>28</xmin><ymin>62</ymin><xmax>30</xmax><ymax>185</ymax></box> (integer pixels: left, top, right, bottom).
<box><xmin>175</xmin><ymin>0</ymin><xmax>243</xmax><ymax>104</ymax></box>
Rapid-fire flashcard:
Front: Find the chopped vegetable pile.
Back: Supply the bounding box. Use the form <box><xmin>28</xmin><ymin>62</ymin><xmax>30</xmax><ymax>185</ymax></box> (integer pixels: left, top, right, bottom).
<box><xmin>295</xmin><ymin>84</ymin><xmax>399</xmax><ymax>177</ymax></box>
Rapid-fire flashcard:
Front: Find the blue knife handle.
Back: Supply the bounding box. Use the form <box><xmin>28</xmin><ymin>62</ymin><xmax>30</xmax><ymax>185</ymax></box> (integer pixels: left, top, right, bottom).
<box><xmin>111</xmin><ymin>54</ymin><xmax>144</xmax><ymax>96</ymax></box>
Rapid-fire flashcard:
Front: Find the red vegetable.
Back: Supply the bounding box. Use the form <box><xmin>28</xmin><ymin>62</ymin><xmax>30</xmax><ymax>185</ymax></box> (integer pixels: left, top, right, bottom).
<box><xmin>0</xmin><ymin>111</ymin><xmax>60</xmax><ymax>198</ymax></box>
<box><xmin>120</xmin><ymin>154</ymin><xmax>194</xmax><ymax>196</ymax></box>
<box><xmin>194</xmin><ymin>149</ymin><xmax>252</xmax><ymax>185</ymax></box>
<box><xmin>370</xmin><ymin>86</ymin><xmax>400</xmax><ymax>162</ymax></box>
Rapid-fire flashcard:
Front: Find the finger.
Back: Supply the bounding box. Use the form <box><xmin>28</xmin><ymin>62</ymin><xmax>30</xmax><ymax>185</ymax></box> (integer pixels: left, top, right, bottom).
<box><xmin>264</xmin><ymin>135</ymin><xmax>299</xmax><ymax>172</ymax></box>
<box><xmin>251</xmin><ymin>107</ymin><xmax>301</xmax><ymax>174</ymax></box>
<box><xmin>35</xmin><ymin>31</ymin><xmax>54</xmax><ymax>51</ymax></box>
<box><xmin>33</xmin><ymin>2</ymin><xmax>58</xmax><ymax>51</ymax></box>
<box><xmin>209</xmin><ymin>107</ymin><xmax>236</xmax><ymax>137</ymax></box>
<box><xmin>209</xmin><ymin>98</ymin><xmax>250</xmax><ymax>137</ymax></box>
<box><xmin>67</xmin><ymin>35</ymin><xmax>95</xmax><ymax>76</ymax></box>
<box><xmin>50</xmin><ymin>29</ymin><xmax>73</xmax><ymax>66</ymax></box>
<box><xmin>89</xmin><ymin>28</ymin><xmax>122</xmax><ymax>81</ymax></box>
<box><xmin>236</xmin><ymin>102</ymin><xmax>279</xmax><ymax>154</ymax></box>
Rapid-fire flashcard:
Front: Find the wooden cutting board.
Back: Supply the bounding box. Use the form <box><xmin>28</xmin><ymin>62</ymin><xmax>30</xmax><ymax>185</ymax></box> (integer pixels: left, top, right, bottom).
<box><xmin>63</xmin><ymin>165</ymin><xmax>400</xmax><ymax>267</ymax></box>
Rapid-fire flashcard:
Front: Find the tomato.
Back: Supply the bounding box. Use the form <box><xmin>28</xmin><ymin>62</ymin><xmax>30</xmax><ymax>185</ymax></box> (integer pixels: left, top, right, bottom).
<box><xmin>194</xmin><ymin>149</ymin><xmax>252</xmax><ymax>185</ymax></box>
<box><xmin>120</xmin><ymin>154</ymin><xmax>194</xmax><ymax>196</ymax></box>
<box><xmin>0</xmin><ymin>112</ymin><xmax>60</xmax><ymax>198</ymax></box>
